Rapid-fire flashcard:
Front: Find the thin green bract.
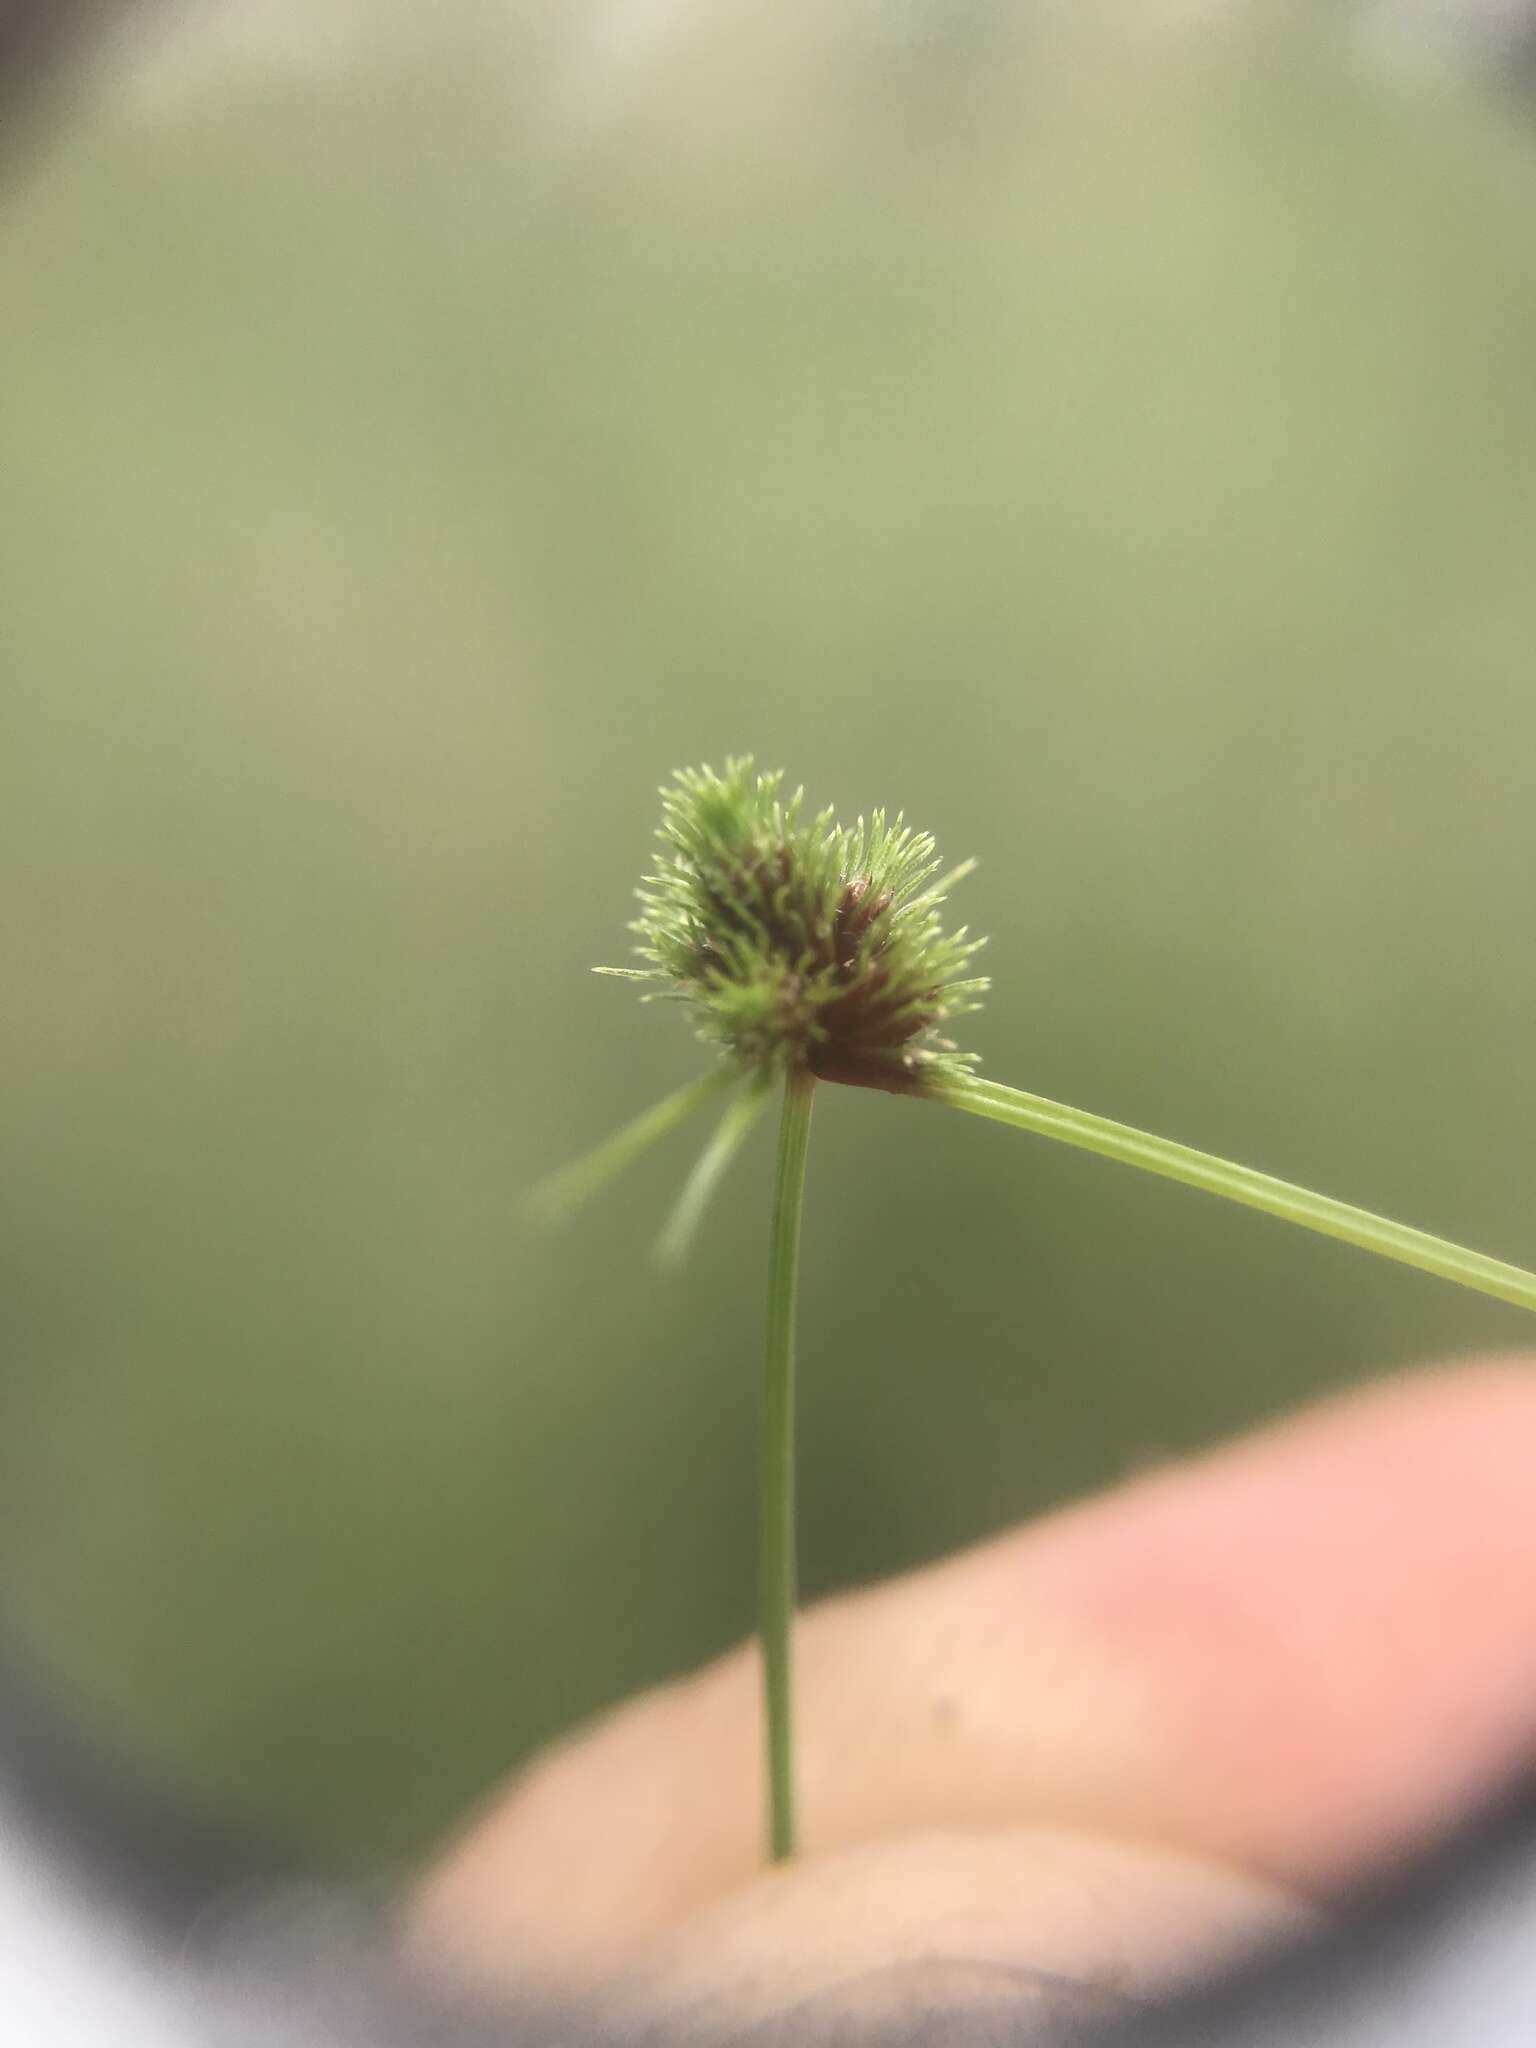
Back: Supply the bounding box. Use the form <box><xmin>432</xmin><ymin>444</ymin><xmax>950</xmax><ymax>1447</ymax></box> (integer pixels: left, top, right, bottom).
<box><xmin>535</xmin><ymin>757</ymin><xmax>1536</xmax><ymax>1867</ymax></box>
<box><xmin>928</xmin><ymin>1073</ymin><xmax>1536</xmax><ymax>1315</ymax></box>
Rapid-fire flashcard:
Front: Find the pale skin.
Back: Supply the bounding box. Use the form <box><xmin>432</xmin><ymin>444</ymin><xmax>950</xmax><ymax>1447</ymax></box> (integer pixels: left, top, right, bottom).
<box><xmin>413</xmin><ymin>1358</ymin><xmax>1536</xmax><ymax>2035</ymax></box>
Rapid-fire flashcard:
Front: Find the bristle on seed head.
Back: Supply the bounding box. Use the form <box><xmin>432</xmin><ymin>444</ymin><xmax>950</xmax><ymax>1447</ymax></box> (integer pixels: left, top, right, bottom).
<box><xmin>602</xmin><ymin>759</ymin><xmax>988</xmax><ymax>1094</ymax></box>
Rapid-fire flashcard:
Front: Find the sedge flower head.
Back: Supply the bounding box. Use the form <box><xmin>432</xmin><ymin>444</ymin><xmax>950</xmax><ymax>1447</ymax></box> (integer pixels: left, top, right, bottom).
<box><xmin>603</xmin><ymin>759</ymin><xmax>989</xmax><ymax>1094</ymax></box>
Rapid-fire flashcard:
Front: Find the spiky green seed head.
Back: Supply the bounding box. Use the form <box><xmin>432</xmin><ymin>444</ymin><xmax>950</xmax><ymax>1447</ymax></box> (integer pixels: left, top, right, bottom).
<box><xmin>601</xmin><ymin>759</ymin><xmax>989</xmax><ymax>1093</ymax></box>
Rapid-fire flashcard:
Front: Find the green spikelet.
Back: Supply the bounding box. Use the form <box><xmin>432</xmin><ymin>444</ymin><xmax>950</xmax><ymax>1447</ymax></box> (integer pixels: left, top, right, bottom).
<box><xmin>602</xmin><ymin>759</ymin><xmax>989</xmax><ymax>1093</ymax></box>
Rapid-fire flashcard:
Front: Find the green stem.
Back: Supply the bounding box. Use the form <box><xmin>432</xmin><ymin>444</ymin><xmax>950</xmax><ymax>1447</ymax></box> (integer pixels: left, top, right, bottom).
<box><xmin>528</xmin><ymin>1069</ymin><xmax>735</xmax><ymax>1229</ymax></box>
<box><xmin>761</xmin><ymin>1067</ymin><xmax>815</xmax><ymax>1863</ymax></box>
<box><xmin>929</xmin><ymin>1072</ymin><xmax>1536</xmax><ymax>1316</ymax></box>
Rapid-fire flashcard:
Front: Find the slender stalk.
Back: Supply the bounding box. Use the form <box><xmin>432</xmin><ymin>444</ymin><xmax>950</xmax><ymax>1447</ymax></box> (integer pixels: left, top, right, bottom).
<box><xmin>929</xmin><ymin>1072</ymin><xmax>1536</xmax><ymax>1316</ymax></box>
<box><xmin>657</xmin><ymin>1071</ymin><xmax>774</xmax><ymax>1268</ymax></box>
<box><xmin>761</xmin><ymin>1067</ymin><xmax>815</xmax><ymax>1862</ymax></box>
<box><xmin>528</xmin><ymin>1069</ymin><xmax>735</xmax><ymax>1229</ymax></box>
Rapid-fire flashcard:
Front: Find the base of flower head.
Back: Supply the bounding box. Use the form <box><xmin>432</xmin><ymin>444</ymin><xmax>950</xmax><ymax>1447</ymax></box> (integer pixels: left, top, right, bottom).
<box><xmin>801</xmin><ymin>1042</ymin><xmax>980</xmax><ymax>1096</ymax></box>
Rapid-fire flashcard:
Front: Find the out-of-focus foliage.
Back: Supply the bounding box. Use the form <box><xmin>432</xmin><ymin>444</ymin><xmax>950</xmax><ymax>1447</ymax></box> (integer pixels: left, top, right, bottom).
<box><xmin>5</xmin><ymin>0</ymin><xmax>1536</xmax><ymax>1864</ymax></box>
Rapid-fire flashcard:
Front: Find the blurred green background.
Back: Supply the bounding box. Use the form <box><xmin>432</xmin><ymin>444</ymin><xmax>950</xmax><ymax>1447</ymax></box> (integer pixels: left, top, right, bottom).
<box><xmin>4</xmin><ymin>1</ymin><xmax>1536</xmax><ymax>1868</ymax></box>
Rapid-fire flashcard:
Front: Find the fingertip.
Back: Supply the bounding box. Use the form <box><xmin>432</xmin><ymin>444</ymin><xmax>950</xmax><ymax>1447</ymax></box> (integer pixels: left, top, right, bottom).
<box><xmin>413</xmin><ymin>1354</ymin><xmax>1536</xmax><ymax>1973</ymax></box>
